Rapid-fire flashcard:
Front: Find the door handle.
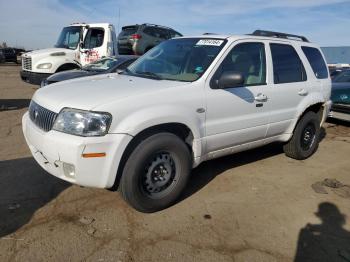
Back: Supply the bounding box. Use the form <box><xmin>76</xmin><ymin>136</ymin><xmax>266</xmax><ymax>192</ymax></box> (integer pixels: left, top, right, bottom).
<box><xmin>298</xmin><ymin>89</ymin><xmax>309</xmax><ymax>96</ymax></box>
<box><xmin>254</xmin><ymin>93</ymin><xmax>268</xmax><ymax>102</ymax></box>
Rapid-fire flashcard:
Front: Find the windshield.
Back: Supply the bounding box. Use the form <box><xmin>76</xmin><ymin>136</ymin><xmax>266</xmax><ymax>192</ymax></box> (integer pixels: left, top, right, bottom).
<box><xmin>126</xmin><ymin>38</ymin><xmax>227</xmax><ymax>82</ymax></box>
<box><xmin>55</xmin><ymin>26</ymin><xmax>82</xmax><ymax>50</ymax></box>
<box><xmin>333</xmin><ymin>71</ymin><xmax>350</xmax><ymax>82</ymax></box>
<box><xmin>83</xmin><ymin>57</ymin><xmax>119</xmax><ymax>72</ymax></box>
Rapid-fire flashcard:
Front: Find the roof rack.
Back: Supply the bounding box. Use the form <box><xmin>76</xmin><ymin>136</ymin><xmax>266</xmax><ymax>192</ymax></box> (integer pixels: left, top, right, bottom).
<box><xmin>203</xmin><ymin>33</ymin><xmax>217</xmax><ymax>35</ymax></box>
<box><xmin>251</xmin><ymin>30</ymin><xmax>309</xmax><ymax>42</ymax></box>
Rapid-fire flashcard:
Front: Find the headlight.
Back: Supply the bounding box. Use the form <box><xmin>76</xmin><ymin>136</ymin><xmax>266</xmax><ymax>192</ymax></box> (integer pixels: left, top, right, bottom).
<box><xmin>52</xmin><ymin>108</ymin><xmax>112</xmax><ymax>137</ymax></box>
<box><xmin>37</xmin><ymin>63</ymin><xmax>52</xmax><ymax>69</ymax></box>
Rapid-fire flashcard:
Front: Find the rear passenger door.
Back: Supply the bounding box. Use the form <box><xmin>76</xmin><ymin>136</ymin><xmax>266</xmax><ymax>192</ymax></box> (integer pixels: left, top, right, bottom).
<box><xmin>265</xmin><ymin>42</ymin><xmax>308</xmax><ymax>137</ymax></box>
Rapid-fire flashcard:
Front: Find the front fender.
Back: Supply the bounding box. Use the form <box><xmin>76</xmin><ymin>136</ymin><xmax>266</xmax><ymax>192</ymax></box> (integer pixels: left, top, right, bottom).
<box><xmin>109</xmin><ymin>105</ymin><xmax>205</xmax><ymax>160</ymax></box>
<box><xmin>111</xmin><ymin>105</ymin><xmax>204</xmax><ymax>139</ymax></box>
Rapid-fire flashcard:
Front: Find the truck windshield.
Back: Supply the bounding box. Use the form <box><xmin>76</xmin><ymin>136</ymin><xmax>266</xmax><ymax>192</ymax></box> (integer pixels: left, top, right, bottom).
<box><xmin>55</xmin><ymin>26</ymin><xmax>82</xmax><ymax>50</ymax></box>
<box><xmin>126</xmin><ymin>38</ymin><xmax>227</xmax><ymax>82</ymax></box>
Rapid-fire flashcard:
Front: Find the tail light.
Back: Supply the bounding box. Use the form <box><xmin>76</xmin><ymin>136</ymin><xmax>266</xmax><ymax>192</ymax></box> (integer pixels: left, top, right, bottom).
<box><xmin>131</xmin><ymin>34</ymin><xmax>142</xmax><ymax>40</ymax></box>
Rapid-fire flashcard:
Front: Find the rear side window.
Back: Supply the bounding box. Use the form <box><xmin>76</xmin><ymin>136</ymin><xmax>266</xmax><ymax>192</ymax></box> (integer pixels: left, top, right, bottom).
<box><xmin>170</xmin><ymin>30</ymin><xmax>182</xmax><ymax>38</ymax></box>
<box><xmin>301</xmin><ymin>46</ymin><xmax>328</xmax><ymax>79</ymax></box>
<box><xmin>270</xmin><ymin>43</ymin><xmax>306</xmax><ymax>84</ymax></box>
<box><xmin>144</xmin><ymin>27</ymin><xmax>157</xmax><ymax>37</ymax></box>
<box><xmin>84</xmin><ymin>28</ymin><xmax>104</xmax><ymax>49</ymax></box>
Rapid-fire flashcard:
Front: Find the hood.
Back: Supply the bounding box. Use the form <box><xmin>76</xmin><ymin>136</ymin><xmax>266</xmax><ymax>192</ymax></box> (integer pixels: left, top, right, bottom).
<box><xmin>46</xmin><ymin>69</ymin><xmax>99</xmax><ymax>83</ymax></box>
<box><xmin>25</xmin><ymin>48</ymin><xmax>75</xmax><ymax>57</ymax></box>
<box><xmin>331</xmin><ymin>82</ymin><xmax>350</xmax><ymax>104</ymax></box>
<box><xmin>33</xmin><ymin>74</ymin><xmax>191</xmax><ymax>112</ymax></box>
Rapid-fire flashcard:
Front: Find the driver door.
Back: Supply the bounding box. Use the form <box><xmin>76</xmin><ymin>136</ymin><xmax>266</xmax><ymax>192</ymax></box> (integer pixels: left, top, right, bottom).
<box><xmin>81</xmin><ymin>28</ymin><xmax>105</xmax><ymax>66</ymax></box>
<box><xmin>205</xmin><ymin>41</ymin><xmax>271</xmax><ymax>154</ymax></box>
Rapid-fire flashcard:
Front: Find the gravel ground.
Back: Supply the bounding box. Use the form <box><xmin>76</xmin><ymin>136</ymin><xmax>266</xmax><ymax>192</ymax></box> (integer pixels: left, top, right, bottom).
<box><xmin>0</xmin><ymin>64</ymin><xmax>349</xmax><ymax>262</ymax></box>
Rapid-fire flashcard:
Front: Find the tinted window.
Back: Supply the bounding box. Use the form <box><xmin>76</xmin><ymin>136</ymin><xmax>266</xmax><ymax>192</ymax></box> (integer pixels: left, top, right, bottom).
<box><xmin>84</xmin><ymin>28</ymin><xmax>104</xmax><ymax>49</ymax></box>
<box><xmin>333</xmin><ymin>70</ymin><xmax>350</xmax><ymax>82</ymax></box>
<box><xmin>119</xmin><ymin>26</ymin><xmax>138</xmax><ymax>37</ymax></box>
<box><xmin>170</xmin><ymin>30</ymin><xmax>182</xmax><ymax>38</ymax></box>
<box><xmin>144</xmin><ymin>27</ymin><xmax>157</xmax><ymax>37</ymax></box>
<box><xmin>153</xmin><ymin>28</ymin><xmax>169</xmax><ymax>39</ymax></box>
<box><xmin>214</xmin><ymin>42</ymin><xmax>266</xmax><ymax>86</ymax></box>
<box><xmin>301</xmin><ymin>46</ymin><xmax>328</xmax><ymax>79</ymax></box>
<box><xmin>270</xmin><ymin>44</ymin><xmax>306</xmax><ymax>84</ymax></box>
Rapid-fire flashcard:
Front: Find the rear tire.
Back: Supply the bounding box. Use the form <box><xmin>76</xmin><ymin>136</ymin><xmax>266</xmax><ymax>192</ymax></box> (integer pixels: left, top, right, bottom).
<box><xmin>283</xmin><ymin>111</ymin><xmax>321</xmax><ymax>160</ymax></box>
<box><xmin>119</xmin><ymin>133</ymin><xmax>191</xmax><ymax>213</ymax></box>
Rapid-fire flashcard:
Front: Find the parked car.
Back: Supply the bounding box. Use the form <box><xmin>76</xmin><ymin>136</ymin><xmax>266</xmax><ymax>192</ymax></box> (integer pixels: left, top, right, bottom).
<box><xmin>0</xmin><ymin>50</ymin><xmax>5</xmax><ymax>63</ymax></box>
<box><xmin>23</xmin><ymin>30</ymin><xmax>331</xmax><ymax>212</ymax></box>
<box><xmin>41</xmin><ymin>55</ymin><xmax>138</xmax><ymax>87</ymax></box>
<box><xmin>329</xmin><ymin>69</ymin><xmax>350</xmax><ymax>121</ymax></box>
<box><xmin>117</xmin><ymin>23</ymin><xmax>182</xmax><ymax>55</ymax></box>
<box><xmin>330</xmin><ymin>69</ymin><xmax>343</xmax><ymax>79</ymax></box>
<box><xmin>20</xmin><ymin>22</ymin><xmax>118</xmax><ymax>85</ymax></box>
<box><xmin>0</xmin><ymin>48</ymin><xmax>18</xmax><ymax>63</ymax></box>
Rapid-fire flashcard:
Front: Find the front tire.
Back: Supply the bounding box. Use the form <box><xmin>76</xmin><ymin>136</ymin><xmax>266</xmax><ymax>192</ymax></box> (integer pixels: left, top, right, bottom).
<box><xmin>119</xmin><ymin>133</ymin><xmax>191</xmax><ymax>212</ymax></box>
<box><xmin>283</xmin><ymin>111</ymin><xmax>321</xmax><ymax>160</ymax></box>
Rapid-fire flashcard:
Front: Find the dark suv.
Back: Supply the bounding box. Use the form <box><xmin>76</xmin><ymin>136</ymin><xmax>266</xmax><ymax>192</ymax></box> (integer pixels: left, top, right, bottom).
<box><xmin>117</xmin><ymin>23</ymin><xmax>182</xmax><ymax>55</ymax></box>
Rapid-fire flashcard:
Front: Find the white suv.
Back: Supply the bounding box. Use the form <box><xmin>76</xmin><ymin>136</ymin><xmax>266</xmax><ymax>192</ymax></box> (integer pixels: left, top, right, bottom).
<box><xmin>23</xmin><ymin>30</ymin><xmax>331</xmax><ymax>212</ymax></box>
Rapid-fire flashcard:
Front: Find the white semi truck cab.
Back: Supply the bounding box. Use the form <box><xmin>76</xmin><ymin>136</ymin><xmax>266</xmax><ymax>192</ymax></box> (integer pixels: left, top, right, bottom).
<box><xmin>20</xmin><ymin>23</ymin><xmax>118</xmax><ymax>85</ymax></box>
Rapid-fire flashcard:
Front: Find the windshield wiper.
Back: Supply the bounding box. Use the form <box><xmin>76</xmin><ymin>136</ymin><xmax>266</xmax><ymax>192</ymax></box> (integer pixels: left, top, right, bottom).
<box><xmin>135</xmin><ymin>71</ymin><xmax>163</xmax><ymax>80</ymax></box>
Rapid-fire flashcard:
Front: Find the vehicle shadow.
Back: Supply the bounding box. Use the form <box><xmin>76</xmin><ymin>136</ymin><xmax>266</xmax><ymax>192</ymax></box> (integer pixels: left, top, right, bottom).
<box><xmin>0</xmin><ymin>99</ymin><xmax>31</xmax><ymax>111</ymax></box>
<box><xmin>0</xmin><ymin>157</ymin><xmax>70</xmax><ymax>237</ymax></box>
<box><xmin>294</xmin><ymin>202</ymin><xmax>350</xmax><ymax>262</ymax></box>
<box><xmin>181</xmin><ymin>143</ymin><xmax>283</xmax><ymax>201</ymax></box>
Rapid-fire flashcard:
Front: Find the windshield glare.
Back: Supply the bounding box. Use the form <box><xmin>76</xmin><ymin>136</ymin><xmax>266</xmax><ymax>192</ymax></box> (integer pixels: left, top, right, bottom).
<box><xmin>126</xmin><ymin>38</ymin><xmax>226</xmax><ymax>82</ymax></box>
<box><xmin>333</xmin><ymin>71</ymin><xmax>350</xmax><ymax>82</ymax></box>
<box><xmin>83</xmin><ymin>58</ymin><xmax>119</xmax><ymax>72</ymax></box>
<box><xmin>55</xmin><ymin>26</ymin><xmax>81</xmax><ymax>50</ymax></box>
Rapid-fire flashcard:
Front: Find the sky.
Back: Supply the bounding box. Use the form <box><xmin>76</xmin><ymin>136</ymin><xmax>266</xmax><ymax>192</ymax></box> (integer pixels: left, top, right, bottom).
<box><xmin>0</xmin><ymin>0</ymin><xmax>349</xmax><ymax>49</ymax></box>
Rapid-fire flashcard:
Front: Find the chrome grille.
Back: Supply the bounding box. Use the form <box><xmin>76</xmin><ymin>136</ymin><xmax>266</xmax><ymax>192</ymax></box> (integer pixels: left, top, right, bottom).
<box><xmin>22</xmin><ymin>56</ymin><xmax>32</xmax><ymax>70</ymax></box>
<box><xmin>29</xmin><ymin>101</ymin><xmax>58</xmax><ymax>132</ymax></box>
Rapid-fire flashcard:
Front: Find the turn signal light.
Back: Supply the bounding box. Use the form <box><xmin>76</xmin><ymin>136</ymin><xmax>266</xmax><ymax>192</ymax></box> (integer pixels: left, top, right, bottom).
<box><xmin>82</xmin><ymin>153</ymin><xmax>106</xmax><ymax>158</ymax></box>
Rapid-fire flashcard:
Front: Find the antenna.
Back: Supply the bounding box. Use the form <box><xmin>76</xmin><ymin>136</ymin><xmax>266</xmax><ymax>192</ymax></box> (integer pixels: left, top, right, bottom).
<box><xmin>117</xmin><ymin>7</ymin><xmax>121</xmax><ymax>35</ymax></box>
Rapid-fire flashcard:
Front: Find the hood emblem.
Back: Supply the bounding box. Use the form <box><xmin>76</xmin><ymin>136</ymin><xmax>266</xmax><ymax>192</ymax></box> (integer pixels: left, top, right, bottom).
<box><xmin>340</xmin><ymin>94</ymin><xmax>348</xmax><ymax>101</ymax></box>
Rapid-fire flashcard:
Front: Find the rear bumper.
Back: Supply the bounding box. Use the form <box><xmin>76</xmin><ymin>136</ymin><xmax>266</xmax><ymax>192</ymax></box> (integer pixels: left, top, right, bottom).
<box><xmin>20</xmin><ymin>70</ymin><xmax>51</xmax><ymax>85</ymax></box>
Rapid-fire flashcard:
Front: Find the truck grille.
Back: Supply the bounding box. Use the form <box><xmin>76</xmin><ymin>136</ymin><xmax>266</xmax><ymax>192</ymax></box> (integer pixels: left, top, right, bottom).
<box><xmin>29</xmin><ymin>101</ymin><xmax>58</xmax><ymax>132</ymax></box>
<box><xmin>22</xmin><ymin>56</ymin><xmax>32</xmax><ymax>70</ymax></box>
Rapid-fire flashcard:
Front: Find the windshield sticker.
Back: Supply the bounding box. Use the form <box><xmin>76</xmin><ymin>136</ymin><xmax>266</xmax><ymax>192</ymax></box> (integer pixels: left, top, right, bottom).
<box><xmin>196</xmin><ymin>39</ymin><xmax>224</xmax><ymax>46</ymax></box>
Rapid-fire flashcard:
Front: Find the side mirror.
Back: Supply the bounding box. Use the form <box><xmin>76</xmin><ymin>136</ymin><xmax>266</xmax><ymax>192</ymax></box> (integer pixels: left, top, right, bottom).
<box><xmin>79</xmin><ymin>42</ymin><xmax>84</xmax><ymax>49</ymax></box>
<box><xmin>217</xmin><ymin>71</ymin><xmax>245</xmax><ymax>89</ymax></box>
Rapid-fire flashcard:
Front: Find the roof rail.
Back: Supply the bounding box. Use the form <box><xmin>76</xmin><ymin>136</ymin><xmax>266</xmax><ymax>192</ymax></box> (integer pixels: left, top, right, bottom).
<box><xmin>251</xmin><ymin>30</ymin><xmax>309</xmax><ymax>42</ymax></box>
<box><xmin>203</xmin><ymin>33</ymin><xmax>217</xmax><ymax>35</ymax></box>
<box><xmin>142</xmin><ymin>23</ymin><xmax>173</xmax><ymax>30</ymax></box>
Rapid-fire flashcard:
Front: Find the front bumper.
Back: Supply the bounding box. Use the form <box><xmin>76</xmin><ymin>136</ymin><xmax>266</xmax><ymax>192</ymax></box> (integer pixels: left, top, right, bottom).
<box><xmin>328</xmin><ymin>103</ymin><xmax>350</xmax><ymax>122</ymax></box>
<box><xmin>22</xmin><ymin>112</ymin><xmax>133</xmax><ymax>188</ymax></box>
<box><xmin>20</xmin><ymin>70</ymin><xmax>51</xmax><ymax>85</ymax></box>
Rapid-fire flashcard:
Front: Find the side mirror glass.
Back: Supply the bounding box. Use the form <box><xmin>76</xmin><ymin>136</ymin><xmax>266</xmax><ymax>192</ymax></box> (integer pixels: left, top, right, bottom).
<box><xmin>217</xmin><ymin>71</ymin><xmax>245</xmax><ymax>89</ymax></box>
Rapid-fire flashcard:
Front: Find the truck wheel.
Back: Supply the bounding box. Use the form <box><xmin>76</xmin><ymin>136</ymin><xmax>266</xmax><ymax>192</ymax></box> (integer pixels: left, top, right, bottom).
<box><xmin>283</xmin><ymin>111</ymin><xmax>321</xmax><ymax>160</ymax></box>
<box><xmin>119</xmin><ymin>133</ymin><xmax>191</xmax><ymax>212</ymax></box>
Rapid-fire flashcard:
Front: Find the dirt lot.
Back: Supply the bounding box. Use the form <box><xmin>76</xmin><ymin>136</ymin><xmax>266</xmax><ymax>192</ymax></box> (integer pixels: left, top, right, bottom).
<box><xmin>0</xmin><ymin>64</ymin><xmax>349</xmax><ymax>262</ymax></box>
